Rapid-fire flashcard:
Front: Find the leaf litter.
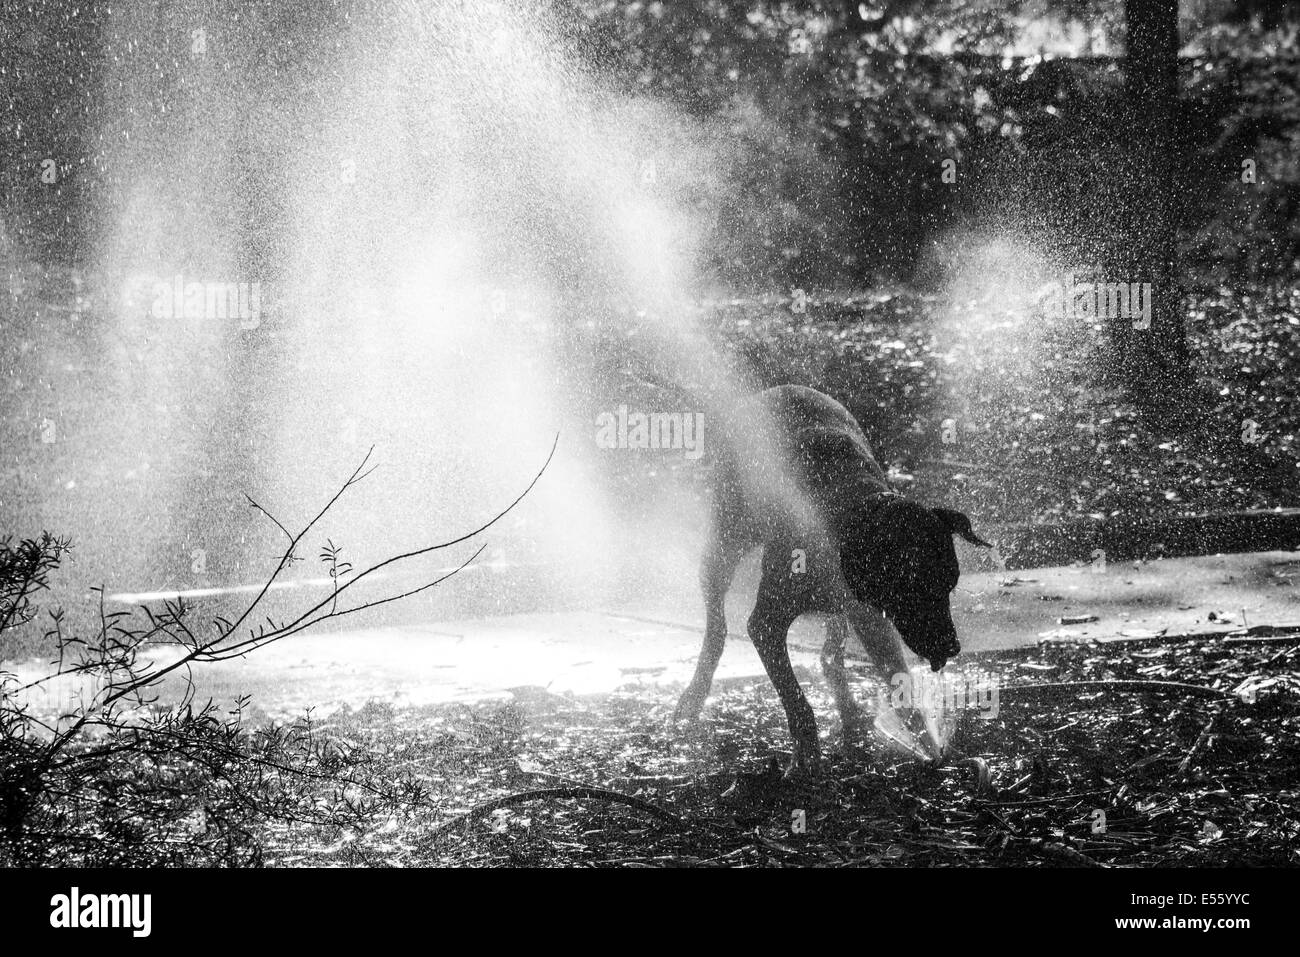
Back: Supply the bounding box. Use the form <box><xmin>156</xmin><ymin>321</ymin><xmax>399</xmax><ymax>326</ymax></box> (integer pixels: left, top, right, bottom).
<box><xmin>261</xmin><ymin>632</ymin><xmax>1300</xmax><ymax>867</ymax></box>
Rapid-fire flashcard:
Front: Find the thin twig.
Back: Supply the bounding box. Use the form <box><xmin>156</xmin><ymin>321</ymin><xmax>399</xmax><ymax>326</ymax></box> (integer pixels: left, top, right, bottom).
<box><xmin>1030</xmin><ymin>839</ymin><xmax>1107</xmax><ymax>868</ymax></box>
<box><xmin>1178</xmin><ymin>715</ymin><xmax>1217</xmax><ymax>775</ymax></box>
<box><xmin>212</xmin><ymin>435</ymin><xmax>557</xmax><ymax>659</ymax></box>
<box><xmin>244</xmin><ymin>493</ymin><xmax>294</xmax><ymax>545</ymax></box>
<box><xmin>999</xmin><ymin>680</ymin><xmax>1234</xmax><ymax>701</ymax></box>
<box><xmin>975</xmin><ymin>788</ymin><xmax>1112</xmax><ymax>808</ymax></box>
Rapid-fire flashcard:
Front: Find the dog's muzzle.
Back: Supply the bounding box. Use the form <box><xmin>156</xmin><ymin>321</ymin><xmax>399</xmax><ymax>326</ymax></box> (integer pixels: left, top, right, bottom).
<box><xmin>886</xmin><ymin>607</ymin><xmax>961</xmax><ymax>672</ymax></box>
<box><xmin>927</xmin><ymin>636</ymin><xmax>961</xmax><ymax>672</ymax></box>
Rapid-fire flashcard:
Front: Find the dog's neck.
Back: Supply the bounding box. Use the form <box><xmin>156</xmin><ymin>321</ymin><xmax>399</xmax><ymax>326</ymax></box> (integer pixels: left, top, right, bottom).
<box><xmin>823</xmin><ymin>484</ymin><xmax>901</xmax><ymax>538</ymax></box>
<box><xmin>840</xmin><ymin>483</ymin><xmax>902</xmax><ymax>512</ymax></box>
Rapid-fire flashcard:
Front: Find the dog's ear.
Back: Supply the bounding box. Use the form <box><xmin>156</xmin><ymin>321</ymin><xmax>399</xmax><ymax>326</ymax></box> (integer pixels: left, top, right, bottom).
<box><xmin>934</xmin><ymin>507</ymin><xmax>992</xmax><ymax>548</ymax></box>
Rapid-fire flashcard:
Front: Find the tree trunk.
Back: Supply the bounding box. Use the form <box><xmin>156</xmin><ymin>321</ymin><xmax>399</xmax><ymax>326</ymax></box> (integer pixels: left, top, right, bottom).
<box><xmin>1120</xmin><ymin>0</ymin><xmax>1187</xmax><ymax>417</ymax></box>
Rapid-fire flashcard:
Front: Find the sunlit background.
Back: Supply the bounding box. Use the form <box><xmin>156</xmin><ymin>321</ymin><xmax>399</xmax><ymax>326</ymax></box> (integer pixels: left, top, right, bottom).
<box><xmin>4</xmin><ymin>0</ymin><xmax>1281</xmax><ymax>648</ymax></box>
<box><xmin>3</xmin><ymin>0</ymin><xmax>784</xmax><ymax>620</ymax></box>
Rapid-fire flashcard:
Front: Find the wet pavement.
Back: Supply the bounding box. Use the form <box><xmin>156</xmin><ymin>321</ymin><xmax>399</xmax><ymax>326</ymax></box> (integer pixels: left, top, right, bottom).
<box><xmin>89</xmin><ymin>548</ymin><xmax>1300</xmax><ymax>717</ymax></box>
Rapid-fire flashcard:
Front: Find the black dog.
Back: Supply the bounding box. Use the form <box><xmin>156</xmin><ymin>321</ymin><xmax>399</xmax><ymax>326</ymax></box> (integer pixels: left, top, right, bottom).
<box><xmin>674</xmin><ymin>385</ymin><xmax>990</xmax><ymax>772</ymax></box>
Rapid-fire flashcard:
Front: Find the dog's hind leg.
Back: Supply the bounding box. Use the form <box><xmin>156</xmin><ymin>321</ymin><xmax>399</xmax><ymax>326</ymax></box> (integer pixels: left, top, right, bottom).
<box><xmin>820</xmin><ymin>613</ymin><xmax>865</xmax><ymax>739</ymax></box>
<box><xmin>747</xmin><ymin>583</ymin><xmax>818</xmax><ymax>775</ymax></box>
<box><xmin>674</xmin><ymin>535</ymin><xmax>750</xmax><ymax>722</ymax></box>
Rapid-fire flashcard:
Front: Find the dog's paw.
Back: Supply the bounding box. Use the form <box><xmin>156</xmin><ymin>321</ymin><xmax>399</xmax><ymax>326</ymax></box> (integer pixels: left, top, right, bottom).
<box><xmin>671</xmin><ymin>702</ymin><xmax>701</xmax><ymax>724</ymax></box>
<box><xmin>836</xmin><ymin>706</ymin><xmax>868</xmax><ymax>742</ymax></box>
<box><xmin>784</xmin><ymin>740</ymin><xmax>823</xmax><ymax>779</ymax></box>
<box><xmin>671</xmin><ymin>687</ymin><xmax>707</xmax><ymax>724</ymax></box>
<box><xmin>721</xmin><ymin>757</ymin><xmax>784</xmax><ymax>807</ymax></box>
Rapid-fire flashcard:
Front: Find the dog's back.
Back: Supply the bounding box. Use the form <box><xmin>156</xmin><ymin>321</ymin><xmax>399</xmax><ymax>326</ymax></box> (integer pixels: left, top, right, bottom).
<box><xmin>711</xmin><ymin>385</ymin><xmax>889</xmax><ymax>540</ymax></box>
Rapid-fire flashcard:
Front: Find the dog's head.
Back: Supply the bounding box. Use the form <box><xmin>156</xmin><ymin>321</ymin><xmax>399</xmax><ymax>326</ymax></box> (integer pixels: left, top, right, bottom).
<box><xmin>838</xmin><ymin>497</ymin><xmax>991</xmax><ymax>671</ymax></box>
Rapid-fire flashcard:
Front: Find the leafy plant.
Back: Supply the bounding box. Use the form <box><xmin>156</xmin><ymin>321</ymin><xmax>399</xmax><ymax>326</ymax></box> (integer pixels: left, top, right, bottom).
<box><xmin>0</xmin><ymin>443</ymin><xmax>554</xmax><ymax>865</ymax></box>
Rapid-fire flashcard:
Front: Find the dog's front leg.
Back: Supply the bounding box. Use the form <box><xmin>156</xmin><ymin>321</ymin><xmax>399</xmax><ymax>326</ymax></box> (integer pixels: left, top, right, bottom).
<box><xmin>845</xmin><ymin>600</ymin><xmax>908</xmax><ymax>685</ymax></box>
<box><xmin>748</xmin><ymin>597</ymin><xmax>818</xmax><ymax>776</ymax></box>
<box><xmin>846</xmin><ymin>601</ymin><xmax>944</xmax><ymax>759</ymax></box>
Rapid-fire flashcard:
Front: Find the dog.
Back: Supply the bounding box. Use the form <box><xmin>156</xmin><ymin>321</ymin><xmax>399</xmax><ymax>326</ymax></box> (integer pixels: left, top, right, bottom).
<box><xmin>673</xmin><ymin>384</ymin><xmax>991</xmax><ymax>773</ymax></box>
